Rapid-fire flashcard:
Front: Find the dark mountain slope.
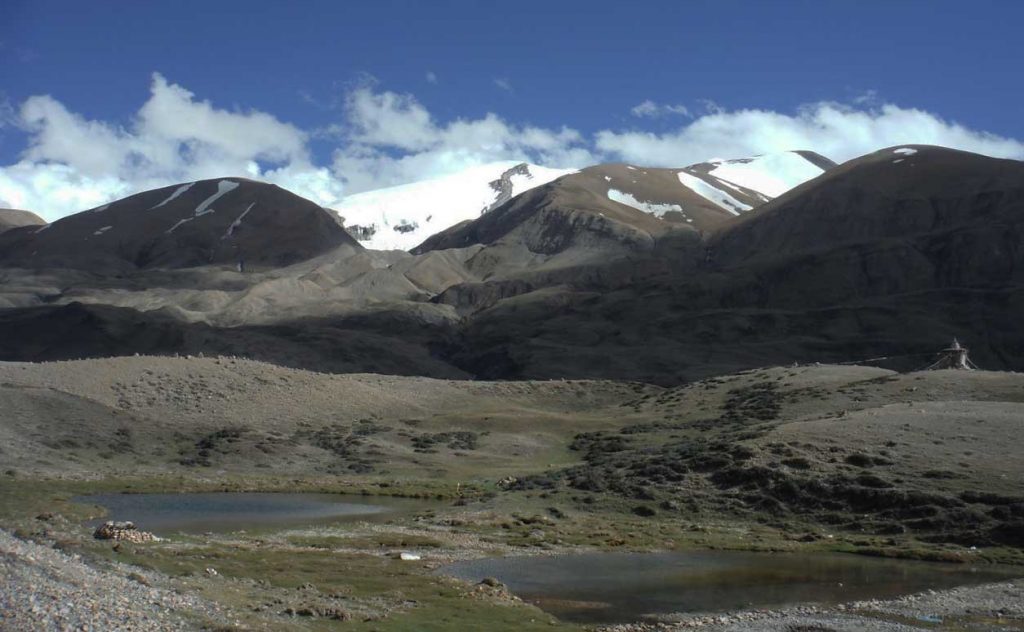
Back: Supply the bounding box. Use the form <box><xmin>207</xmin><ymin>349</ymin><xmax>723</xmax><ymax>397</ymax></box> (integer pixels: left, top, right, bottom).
<box><xmin>0</xmin><ymin>178</ymin><xmax>358</xmax><ymax>272</ymax></box>
<box><xmin>712</xmin><ymin>145</ymin><xmax>1024</xmax><ymax>267</ymax></box>
<box><xmin>0</xmin><ymin>302</ymin><xmax>467</xmax><ymax>379</ymax></box>
<box><xmin>707</xmin><ymin>145</ymin><xmax>1024</xmax><ymax>309</ymax></box>
<box><xmin>443</xmin><ymin>147</ymin><xmax>1024</xmax><ymax>382</ymax></box>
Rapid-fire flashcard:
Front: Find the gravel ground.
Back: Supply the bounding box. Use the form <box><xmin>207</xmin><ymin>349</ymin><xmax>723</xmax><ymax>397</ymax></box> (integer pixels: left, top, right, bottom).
<box><xmin>0</xmin><ymin>530</ymin><xmax>223</xmax><ymax>631</ymax></box>
<box><xmin>601</xmin><ymin>579</ymin><xmax>1024</xmax><ymax>631</ymax></box>
<box><xmin>852</xmin><ymin>579</ymin><xmax>1024</xmax><ymax>619</ymax></box>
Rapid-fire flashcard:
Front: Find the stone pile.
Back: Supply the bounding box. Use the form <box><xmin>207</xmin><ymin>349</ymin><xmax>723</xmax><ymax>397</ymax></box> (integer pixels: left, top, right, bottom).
<box><xmin>93</xmin><ymin>521</ymin><xmax>158</xmax><ymax>543</ymax></box>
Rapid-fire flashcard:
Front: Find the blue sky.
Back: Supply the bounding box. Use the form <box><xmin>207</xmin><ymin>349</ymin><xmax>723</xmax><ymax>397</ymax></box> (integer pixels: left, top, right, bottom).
<box><xmin>3</xmin><ymin>0</ymin><xmax>1023</xmax><ymax>218</ymax></box>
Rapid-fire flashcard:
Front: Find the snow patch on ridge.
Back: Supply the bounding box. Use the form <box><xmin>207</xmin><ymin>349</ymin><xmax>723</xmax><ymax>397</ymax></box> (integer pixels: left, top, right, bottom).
<box><xmin>705</xmin><ymin>152</ymin><xmax>824</xmax><ymax>198</ymax></box>
<box><xmin>607</xmin><ymin>189</ymin><xmax>683</xmax><ymax>218</ymax></box>
<box><xmin>893</xmin><ymin>147</ymin><xmax>918</xmax><ymax>156</ymax></box>
<box><xmin>223</xmin><ymin>203</ymin><xmax>255</xmax><ymax>240</ymax></box>
<box><xmin>166</xmin><ymin>217</ymin><xmax>193</xmax><ymax>234</ymax></box>
<box><xmin>93</xmin><ymin>226</ymin><xmax>112</xmax><ymax>236</ymax></box>
<box><xmin>677</xmin><ymin>172</ymin><xmax>751</xmax><ymax>215</ymax></box>
<box><xmin>194</xmin><ymin>180</ymin><xmax>239</xmax><ymax>217</ymax></box>
<box><xmin>150</xmin><ymin>182</ymin><xmax>195</xmax><ymax>210</ymax></box>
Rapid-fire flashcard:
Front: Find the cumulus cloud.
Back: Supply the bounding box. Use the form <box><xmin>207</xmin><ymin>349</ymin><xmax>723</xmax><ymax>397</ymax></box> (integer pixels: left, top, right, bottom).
<box><xmin>0</xmin><ymin>162</ymin><xmax>131</xmax><ymax>215</ymax></box>
<box><xmin>598</xmin><ymin>101</ymin><xmax>1024</xmax><ymax>166</ymax></box>
<box><xmin>631</xmin><ymin>100</ymin><xmax>691</xmax><ymax>119</ymax></box>
<box><xmin>425</xmin><ymin>71</ymin><xmax>438</xmax><ymax>84</ymax></box>
<box><xmin>329</xmin><ymin>85</ymin><xmax>592</xmax><ymax>193</ymax></box>
<box><xmin>1</xmin><ymin>73</ymin><xmax>339</xmax><ymax>219</ymax></box>
<box><xmin>2</xmin><ymin>75</ymin><xmax>1023</xmax><ymax>222</ymax></box>
<box><xmin>0</xmin><ymin>75</ymin><xmax>595</xmax><ymax>219</ymax></box>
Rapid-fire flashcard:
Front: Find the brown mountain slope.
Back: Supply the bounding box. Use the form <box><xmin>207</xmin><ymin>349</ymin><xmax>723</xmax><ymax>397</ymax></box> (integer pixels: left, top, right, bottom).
<box><xmin>0</xmin><ymin>209</ymin><xmax>46</xmax><ymax>234</ymax></box>
<box><xmin>409</xmin><ymin>165</ymin><xmax>735</xmax><ymax>308</ymax></box>
<box><xmin>414</xmin><ymin>164</ymin><xmax>740</xmax><ymax>256</ymax></box>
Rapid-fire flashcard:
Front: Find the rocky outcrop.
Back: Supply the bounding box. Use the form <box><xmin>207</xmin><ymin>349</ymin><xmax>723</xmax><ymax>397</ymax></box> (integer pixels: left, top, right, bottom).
<box><xmin>482</xmin><ymin>163</ymin><xmax>533</xmax><ymax>214</ymax></box>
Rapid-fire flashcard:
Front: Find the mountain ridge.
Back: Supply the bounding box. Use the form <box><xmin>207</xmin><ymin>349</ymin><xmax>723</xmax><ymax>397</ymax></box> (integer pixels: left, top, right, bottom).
<box><xmin>1</xmin><ymin>146</ymin><xmax>1021</xmax><ymax>385</ymax></box>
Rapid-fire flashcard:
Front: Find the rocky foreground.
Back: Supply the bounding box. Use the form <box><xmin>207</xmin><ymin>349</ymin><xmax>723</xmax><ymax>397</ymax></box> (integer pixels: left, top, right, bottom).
<box><xmin>2</xmin><ymin>525</ymin><xmax>1022</xmax><ymax>631</ymax></box>
<box><xmin>0</xmin><ymin>529</ymin><xmax>224</xmax><ymax>631</ymax></box>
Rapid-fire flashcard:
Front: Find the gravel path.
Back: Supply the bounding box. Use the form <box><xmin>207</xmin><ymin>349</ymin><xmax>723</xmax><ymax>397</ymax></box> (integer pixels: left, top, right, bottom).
<box><xmin>0</xmin><ymin>530</ymin><xmax>222</xmax><ymax>631</ymax></box>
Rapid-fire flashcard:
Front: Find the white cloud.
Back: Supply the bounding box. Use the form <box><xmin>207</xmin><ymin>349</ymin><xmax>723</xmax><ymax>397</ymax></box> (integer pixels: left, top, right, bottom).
<box><xmin>597</xmin><ymin>101</ymin><xmax>1024</xmax><ymax>166</ymax></box>
<box><xmin>1</xmin><ymin>73</ymin><xmax>340</xmax><ymax>219</ymax></box>
<box><xmin>343</xmin><ymin>88</ymin><xmax>439</xmax><ymax>152</ymax></box>
<box><xmin>631</xmin><ymin>100</ymin><xmax>690</xmax><ymax>119</ymax></box>
<box><xmin>138</xmin><ymin>74</ymin><xmax>308</xmax><ymax>167</ymax></box>
<box><xmin>0</xmin><ymin>76</ymin><xmax>592</xmax><ymax>219</ymax></box>
<box><xmin>330</xmin><ymin>86</ymin><xmax>592</xmax><ymax>193</ymax></box>
<box><xmin>19</xmin><ymin>95</ymin><xmax>133</xmax><ymax>178</ymax></box>
<box><xmin>2</xmin><ymin>75</ymin><xmax>1023</xmax><ymax>223</ymax></box>
<box><xmin>0</xmin><ymin>161</ymin><xmax>131</xmax><ymax>214</ymax></box>
<box><xmin>493</xmin><ymin>78</ymin><xmax>513</xmax><ymax>93</ymax></box>
<box><xmin>425</xmin><ymin>71</ymin><xmax>438</xmax><ymax>84</ymax></box>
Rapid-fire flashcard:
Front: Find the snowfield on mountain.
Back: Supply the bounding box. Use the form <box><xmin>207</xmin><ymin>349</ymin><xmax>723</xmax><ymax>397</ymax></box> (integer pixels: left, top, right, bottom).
<box><xmin>332</xmin><ymin>162</ymin><xmax>575</xmax><ymax>250</ymax></box>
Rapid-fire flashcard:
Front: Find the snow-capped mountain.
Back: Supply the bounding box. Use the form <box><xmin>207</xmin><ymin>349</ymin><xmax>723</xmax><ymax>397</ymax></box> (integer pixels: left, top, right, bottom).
<box><xmin>332</xmin><ymin>162</ymin><xmax>576</xmax><ymax>251</ymax></box>
<box><xmin>334</xmin><ymin>151</ymin><xmax>832</xmax><ymax>252</ymax></box>
<box><xmin>0</xmin><ymin>151</ymin><xmax>834</xmax><ymax>275</ymax></box>
<box><xmin>415</xmin><ymin>150</ymin><xmax>838</xmax><ymax>268</ymax></box>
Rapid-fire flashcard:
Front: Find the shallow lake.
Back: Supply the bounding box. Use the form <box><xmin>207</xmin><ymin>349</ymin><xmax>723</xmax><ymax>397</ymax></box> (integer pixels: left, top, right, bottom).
<box><xmin>76</xmin><ymin>492</ymin><xmax>434</xmax><ymax>534</ymax></box>
<box><xmin>442</xmin><ymin>550</ymin><xmax>1020</xmax><ymax>623</ymax></box>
